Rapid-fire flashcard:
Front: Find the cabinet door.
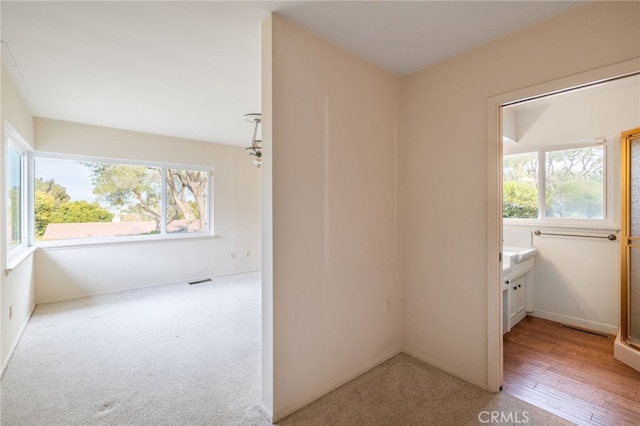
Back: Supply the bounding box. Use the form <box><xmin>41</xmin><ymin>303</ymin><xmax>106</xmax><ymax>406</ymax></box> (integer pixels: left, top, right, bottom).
<box><xmin>515</xmin><ymin>276</ymin><xmax>526</xmax><ymax>316</ymax></box>
<box><xmin>509</xmin><ymin>280</ymin><xmax>517</xmax><ymax>319</ymax></box>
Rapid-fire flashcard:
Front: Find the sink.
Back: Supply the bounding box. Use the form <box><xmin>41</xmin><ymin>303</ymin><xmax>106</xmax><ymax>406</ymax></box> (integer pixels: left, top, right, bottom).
<box><xmin>503</xmin><ymin>246</ymin><xmax>538</xmax><ymax>264</ymax></box>
<box><xmin>502</xmin><ymin>246</ymin><xmax>538</xmax><ymax>279</ymax></box>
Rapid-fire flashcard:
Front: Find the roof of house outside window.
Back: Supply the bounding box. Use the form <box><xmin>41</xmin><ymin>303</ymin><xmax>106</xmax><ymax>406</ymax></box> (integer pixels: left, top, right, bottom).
<box><xmin>41</xmin><ymin>220</ymin><xmax>198</xmax><ymax>240</ymax></box>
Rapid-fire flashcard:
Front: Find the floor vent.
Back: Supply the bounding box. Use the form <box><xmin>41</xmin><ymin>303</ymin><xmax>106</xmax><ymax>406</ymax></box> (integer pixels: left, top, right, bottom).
<box><xmin>560</xmin><ymin>324</ymin><xmax>610</xmax><ymax>338</ymax></box>
<box><xmin>188</xmin><ymin>278</ymin><xmax>213</xmax><ymax>285</ymax></box>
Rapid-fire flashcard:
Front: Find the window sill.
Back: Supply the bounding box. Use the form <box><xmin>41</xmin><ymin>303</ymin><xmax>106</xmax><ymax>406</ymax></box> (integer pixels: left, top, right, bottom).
<box><xmin>5</xmin><ymin>246</ymin><xmax>37</xmax><ymax>274</ymax></box>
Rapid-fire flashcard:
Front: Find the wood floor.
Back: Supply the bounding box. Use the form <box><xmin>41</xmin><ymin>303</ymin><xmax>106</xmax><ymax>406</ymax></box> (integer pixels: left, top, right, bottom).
<box><xmin>503</xmin><ymin>316</ymin><xmax>640</xmax><ymax>426</ymax></box>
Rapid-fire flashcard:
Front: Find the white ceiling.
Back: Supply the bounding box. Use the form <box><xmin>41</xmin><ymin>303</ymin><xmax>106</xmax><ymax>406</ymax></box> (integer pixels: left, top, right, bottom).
<box><xmin>1</xmin><ymin>1</ymin><xmax>585</xmax><ymax>146</ymax></box>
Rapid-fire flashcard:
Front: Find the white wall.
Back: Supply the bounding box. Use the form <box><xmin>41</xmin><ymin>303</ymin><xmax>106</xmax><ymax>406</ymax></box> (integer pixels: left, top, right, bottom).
<box><xmin>530</xmin><ymin>233</ymin><xmax>620</xmax><ymax>334</ymax></box>
<box><xmin>504</xmin><ymin>78</ymin><xmax>640</xmax><ymax>154</ymax></box>
<box><xmin>401</xmin><ymin>1</ymin><xmax>640</xmax><ymax>390</ymax></box>
<box><xmin>1</xmin><ymin>65</ymin><xmax>36</xmax><ymax>372</ymax></box>
<box><xmin>260</xmin><ymin>16</ymin><xmax>274</xmax><ymax>417</ymax></box>
<box><xmin>33</xmin><ymin>118</ymin><xmax>261</xmax><ymax>303</ymax></box>
<box><xmin>263</xmin><ymin>14</ymin><xmax>402</xmax><ymax>421</ymax></box>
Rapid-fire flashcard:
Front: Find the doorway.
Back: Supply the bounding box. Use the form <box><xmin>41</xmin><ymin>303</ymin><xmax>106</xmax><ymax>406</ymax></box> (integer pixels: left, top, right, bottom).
<box><xmin>487</xmin><ymin>62</ymin><xmax>640</xmax><ymax>423</ymax></box>
<box><xmin>487</xmin><ymin>60</ymin><xmax>640</xmax><ymax>391</ymax></box>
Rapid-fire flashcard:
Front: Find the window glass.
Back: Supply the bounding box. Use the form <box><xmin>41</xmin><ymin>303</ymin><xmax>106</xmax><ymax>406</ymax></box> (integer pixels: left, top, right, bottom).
<box><xmin>503</xmin><ymin>145</ymin><xmax>604</xmax><ymax>221</ymax></box>
<box><xmin>7</xmin><ymin>144</ymin><xmax>23</xmax><ymax>249</ymax></box>
<box><xmin>166</xmin><ymin>169</ymin><xmax>208</xmax><ymax>233</ymax></box>
<box><xmin>34</xmin><ymin>156</ymin><xmax>210</xmax><ymax>242</ymax></box>
<box><xmin>545</xmin><ymin>146</ymin><xmax>604</xmax><ymax>219</ymax></box>
<box><xmin>35</xmin><ymin>158</ymin><xmax>161</xmax><ymax>240</ymax></box>
<box><xmin>503</xmin><ymin>152</ymin><xmax>539</xmax><ymax>219</ymax></box>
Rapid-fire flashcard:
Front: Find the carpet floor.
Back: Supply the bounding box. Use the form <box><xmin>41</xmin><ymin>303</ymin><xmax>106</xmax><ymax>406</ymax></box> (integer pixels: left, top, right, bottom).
<box><xmin>1</xmin><ymin>272</ymin><xmax>571</xmax><ymax>425</ymax></box>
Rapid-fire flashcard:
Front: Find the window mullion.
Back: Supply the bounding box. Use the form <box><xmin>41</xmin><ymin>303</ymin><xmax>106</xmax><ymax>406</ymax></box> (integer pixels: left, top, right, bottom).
<box><xmin>20</xmin><ymin>149</ymin><xmax>28</xmax><ymax>245</ymax></box>
<box><xmin>538</xmin><ymin>151</ymin><xmax>546</xmax><ymax>220</ymax></box>
<box><xmin>161</xmin><ymin>167</ymin><xmax>167</xmax><ymax>235</ymax></box>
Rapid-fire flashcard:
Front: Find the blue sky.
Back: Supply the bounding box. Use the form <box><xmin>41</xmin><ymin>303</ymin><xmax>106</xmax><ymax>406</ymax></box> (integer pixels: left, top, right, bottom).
<box><xmin>35</xmin><ymin>158</ymin><xmax>95</xmax><ymax>202</ymax></box>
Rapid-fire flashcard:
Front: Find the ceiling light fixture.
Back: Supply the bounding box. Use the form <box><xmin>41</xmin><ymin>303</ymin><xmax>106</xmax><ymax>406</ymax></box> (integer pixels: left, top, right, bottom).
<box><xmin>243</xmin><ymin>113</ymin><xmax>262</xmax><ymax>168</ymax></box>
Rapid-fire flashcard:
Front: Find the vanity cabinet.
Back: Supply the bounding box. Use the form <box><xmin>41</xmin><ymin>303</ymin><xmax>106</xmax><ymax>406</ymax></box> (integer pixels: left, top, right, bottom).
<box><xmin>503</xmin><ymin>253</ymin><xmax>536</xmax><ymax>333</ymax></box>
<box><xmin>509</xmin><ymin>275</ymin><xmax>526</xmax><ymax>325</ymax></box>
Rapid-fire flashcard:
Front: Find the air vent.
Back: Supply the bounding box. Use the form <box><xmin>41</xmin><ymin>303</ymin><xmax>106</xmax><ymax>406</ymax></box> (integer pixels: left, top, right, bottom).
<box><xmin>560</xmin><ymin>324</ymin><xmax>610</xmax><ymax>338</ymax></box>
<box><xmin>188</xmin><ymin>278</ymin><xmax>212</xmax><ymax>285</ymax></box>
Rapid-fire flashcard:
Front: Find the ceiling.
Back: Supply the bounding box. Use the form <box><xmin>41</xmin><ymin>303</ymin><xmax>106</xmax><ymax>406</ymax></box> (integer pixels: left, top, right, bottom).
<box><xmin>1</xmin><ymin>1</ymin><xmax>585</xmax><ymax>147</ymax></box>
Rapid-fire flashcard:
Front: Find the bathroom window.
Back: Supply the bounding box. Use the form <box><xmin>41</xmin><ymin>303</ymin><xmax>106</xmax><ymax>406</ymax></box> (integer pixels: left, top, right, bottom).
<box><xmin>504</xmin><ymin>144</ymin><xmax>605</xmax><ymax>221</ymax></box>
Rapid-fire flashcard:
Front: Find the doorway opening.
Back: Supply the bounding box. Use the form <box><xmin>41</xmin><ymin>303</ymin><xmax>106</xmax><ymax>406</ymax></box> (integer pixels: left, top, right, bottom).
<box><xmin>486</xmin><ymin>59</ymin><xmax>640</xmax><ymax>423</ymax></box>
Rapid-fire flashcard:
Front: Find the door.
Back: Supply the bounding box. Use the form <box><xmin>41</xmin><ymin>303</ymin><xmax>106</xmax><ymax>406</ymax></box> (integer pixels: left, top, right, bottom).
<box><xmin>621</xmin><ymin>127</ymin><xmax>640</xmax><ymax>348</ymax></box>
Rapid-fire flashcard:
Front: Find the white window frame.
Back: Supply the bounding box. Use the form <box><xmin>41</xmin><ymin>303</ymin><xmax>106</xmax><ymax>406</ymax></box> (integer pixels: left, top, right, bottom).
<box><xmin>32</xmin><ymin>152</ymin><xmax>215</xmax><ymax>248</ymax></box>
<box><xmin>5</xmin><ymin>122</ymin><xmax>32</xmax><ymax>264</ymax></box>
<box><xmin>503</xmin><ymin>139</ymin><xmax>615</xmax><ymax>229</ymax></box>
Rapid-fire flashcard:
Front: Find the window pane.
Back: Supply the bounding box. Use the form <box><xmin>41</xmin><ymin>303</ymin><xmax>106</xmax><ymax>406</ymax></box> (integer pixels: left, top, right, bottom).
<box><xmin>35</xmin><ymin>158</ymin><xmax>161</xmax><ymax>240</ymax></box>
<box><xmin>545</xmin><ymin>147</ymin><xmax>604</xmax><ymax>219</ymax></box>
<box><xmin>503</xmin><ymin>152</ymin><xmax>539</xmax><ymax>219</ymax></box>
<box><xmin>7</xmin><ymin>145</ymin><xmax>22</xmax><ymax>249</ymax></box>
<box><xmin>166</xmin><ymin>169</ymin><xmax>208</xmax><ymax>233</ymax></box>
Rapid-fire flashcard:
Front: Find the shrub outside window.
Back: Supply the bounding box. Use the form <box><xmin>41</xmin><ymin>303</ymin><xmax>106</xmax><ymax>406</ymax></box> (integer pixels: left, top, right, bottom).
<box><xmin>34</xmin><ymin>156</ymin><xmax>211</xmax><ymax>242</ymax></box>
<box><xmin>503</xmin><ymin>145</ymin><xmax>604</xmax><ymax>221</ymax></box>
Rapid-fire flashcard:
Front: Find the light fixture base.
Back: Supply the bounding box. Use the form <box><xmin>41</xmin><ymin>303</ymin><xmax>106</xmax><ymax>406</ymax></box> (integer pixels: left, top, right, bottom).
<box><xmin>243</xmin><ymin>113</ymin><xmax>262</xmax><ymax>124</ymax></box>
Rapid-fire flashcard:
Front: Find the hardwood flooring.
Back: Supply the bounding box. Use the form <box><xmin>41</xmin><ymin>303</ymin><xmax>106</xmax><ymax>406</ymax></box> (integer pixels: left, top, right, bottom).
<box><xmin>503</xmin><ymin>316</ymin><xmax>640</xmax><ymax>426</ymax></box>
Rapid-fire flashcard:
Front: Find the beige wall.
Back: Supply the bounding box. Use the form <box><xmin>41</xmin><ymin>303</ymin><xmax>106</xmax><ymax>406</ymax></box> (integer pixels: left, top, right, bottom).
<box><xmin>264</xmin><ymin>14</ymin><xmax>402</xmax><ymax>420</ymax></box>
<box><xmin>1</xmin><ymin>65</ymin><xmax>36</xmax><ymax>372</ymax></box>
<box><xmin>33</xmin><ymin>118</ymin><xmax>261</xmax><ymax>303</ymax></box>
<box><xmin>401</xmin><ymin>1</ymin><xmax>640</xmax><ymax>389</ymax></box>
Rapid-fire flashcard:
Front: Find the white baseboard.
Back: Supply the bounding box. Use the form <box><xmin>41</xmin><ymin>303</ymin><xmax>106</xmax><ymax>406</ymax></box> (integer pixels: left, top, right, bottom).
<box><xmin>36</xmin><ymin>269</ymin><xmax>262</xmax><ymax>305</ymax></box>
<box><xmin>530</xmin><ymin>310</ymin><xmax>618</xmax><ymax>336</ymax></box>
<box><xmin>1</xmin><ymin>303</ymin><xmax>36</xmax><ymax>379</ymax></box>
<box><xmin>258</xmin><ymin>403</ymin><xmax>273</xmax><ymax>424</ymax></box>
<box><xmin>272</xmin><ymin>349</ymin><xmax>402</xmax><ymax>423</ymax></box>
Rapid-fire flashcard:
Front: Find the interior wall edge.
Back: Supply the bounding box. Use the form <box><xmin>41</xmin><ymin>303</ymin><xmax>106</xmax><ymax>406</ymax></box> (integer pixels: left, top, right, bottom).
<box><xmin>401</xmin><ymin>347</ymin><xmax>489</xmax><ymax>392</ymax></box>
<box><xmin>0</xmin><ymin>302</ymin><xmax>36</xmax><ymax>379</ymax></box>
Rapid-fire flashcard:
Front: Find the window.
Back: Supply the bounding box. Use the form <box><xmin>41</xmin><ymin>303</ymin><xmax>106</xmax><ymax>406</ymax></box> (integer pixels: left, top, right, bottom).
<box><xmin>503</xmin><ymin>144</ymin><xmax>605</xmax><ymax>221</ymax></box>
<box><xmin>6</xmin><ymin>142</ymin><xmax>25</xmax><ymax>250</ymax></box>
<box><xmin>5</xmin><ymin>125</ymin><xmax>28</xmax><ymax>255</ymax></box>
<box><xmin>34</xmin><ymin>156</ymin><xmax>211</xmax><ymax>242</ymax></box>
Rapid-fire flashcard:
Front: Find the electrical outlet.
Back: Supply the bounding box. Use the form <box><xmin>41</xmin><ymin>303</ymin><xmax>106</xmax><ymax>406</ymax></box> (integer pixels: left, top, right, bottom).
<box><xmin>244</xmin><ymin>251</ymin><xmax>250</xmax><ymax>258</ymax></box>
<box><xmin>230</xmin><ymin>252</ymin><xmax>236</xmax><ymax>260</ymax></box>
<box><xmin>9</xmin><ymin>305</ymin><xmax>13</xmax><ymax>320</ymax></box>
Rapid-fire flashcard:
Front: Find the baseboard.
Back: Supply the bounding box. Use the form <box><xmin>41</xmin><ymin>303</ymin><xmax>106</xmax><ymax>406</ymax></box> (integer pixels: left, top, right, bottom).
<box><xmin>530</xmin><ymin>310</ymin><xmax>618</xmax><ymax>336</ymax></box>
<box><xmin>36</xmin><ymin>269</ymin><xmax>262</xmax><ymax>305</ymax></box>
<box><xmin>258</xmin><ymin>403</ymin><xmax>273</xmax><ymax>423</ymax></box>
<box><xmin>401</xmin><ymin>347</ymin><xmax>488</xmax><ymax>391</ymax></box>
<box><xmin>272</xmin><ymin>349</ymin><xmax>402</xmax><ymax>423</ymax></box>
<box><xmin>614</xmin><ymin>331</ymin><xmax>640</xmax><ymax>373</ymax></box>
<box><xmin>1</xmin><ymin>303</ymin><xmax>36</xmax><ymax>379</ymax></box>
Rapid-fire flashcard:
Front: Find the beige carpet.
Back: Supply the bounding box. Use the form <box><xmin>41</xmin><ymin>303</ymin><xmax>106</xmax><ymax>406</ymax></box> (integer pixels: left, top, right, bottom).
<box><xmin>278</xmin><ymin>353</ymin><xmax>573</xmax><ymax>425</ymax></box>
<box><xmin>1</xmin><ymin>272</ymin><xmax>572</xmax><ymax>425</ymax></box>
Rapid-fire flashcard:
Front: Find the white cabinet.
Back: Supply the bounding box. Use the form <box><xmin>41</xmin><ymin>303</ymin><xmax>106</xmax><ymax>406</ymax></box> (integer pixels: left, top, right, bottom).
<box><xmin>503</xmin><ymin>254</ymin><xmax>535</xmax><ymax>333</ymax></box>
<box><xmin>509</xmin><ymin>275</ymin><xmax>526</xmax><ymax>326</ymax></box>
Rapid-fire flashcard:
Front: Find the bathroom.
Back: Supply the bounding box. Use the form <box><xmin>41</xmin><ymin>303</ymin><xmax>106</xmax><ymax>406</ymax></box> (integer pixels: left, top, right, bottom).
<box><xmin>500</xmin><ymin>73</ymin><xmax>639</xmax><ymax>360</ymax></box>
